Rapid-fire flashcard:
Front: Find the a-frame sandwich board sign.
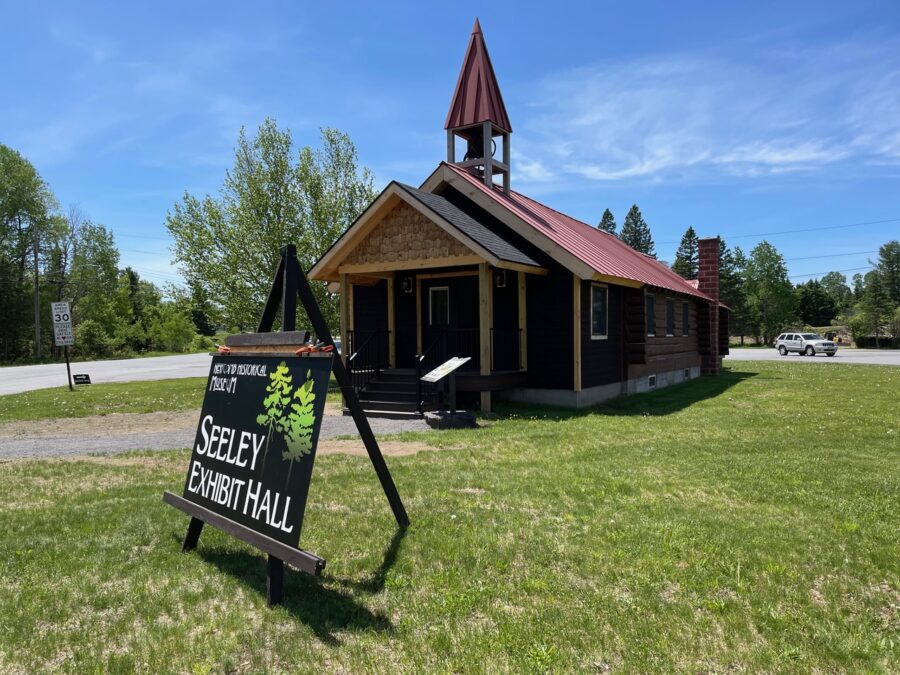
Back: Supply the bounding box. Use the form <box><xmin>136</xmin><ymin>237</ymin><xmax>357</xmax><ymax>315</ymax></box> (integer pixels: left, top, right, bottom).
<box><xmin>164</xmin><ymin>244</ymin><xmax>408</xmax><ymax>606</ymax></box>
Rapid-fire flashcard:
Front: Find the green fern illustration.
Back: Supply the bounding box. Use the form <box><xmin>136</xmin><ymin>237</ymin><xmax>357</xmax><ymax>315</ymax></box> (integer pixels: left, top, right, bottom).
<box><xmin>283</xmin><ymin>370</ymin><xmax>317</xmax><ymax>485</ymax></box>
<box><xmin>255</xmin><ymin>361</ymin><xmax>294</xmax><ymax>465</ymax></box>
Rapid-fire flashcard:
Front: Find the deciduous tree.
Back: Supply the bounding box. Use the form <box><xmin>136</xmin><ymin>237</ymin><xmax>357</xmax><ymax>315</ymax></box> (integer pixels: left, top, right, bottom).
<box><xmin>167</xmin><ymin>120</ymin><xmax>375</xmax><ymax>332</ymax></box>
<box><xmin>744</xmin><ymin>241</ymin><xmax>795</xmax><ymax>344</ymax></box>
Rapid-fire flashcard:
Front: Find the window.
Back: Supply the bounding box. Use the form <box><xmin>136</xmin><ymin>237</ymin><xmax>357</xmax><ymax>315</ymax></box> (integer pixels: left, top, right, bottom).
<box><xmin>590</xmin><ymin>284</ymin><xmax>608</xmax><ymax>339</ymax></box>
<box><xmin>646</xmin><ymin>294</ymin><xmax>656</xmax><ymax>336</ymax></box>
<box><xmin>666</xmin><ymin>299</ymin><xmax>675</xmax><ymax>336</ymax></box>
<box><xmin>682</xmin><ymin>302</ymin><xmax>689</xmax><ymax>336</ymax></box>
<box><xmin>429</xmin><ymin>287</ymin><xmax>449</xmax><ymax>326</ymax></box>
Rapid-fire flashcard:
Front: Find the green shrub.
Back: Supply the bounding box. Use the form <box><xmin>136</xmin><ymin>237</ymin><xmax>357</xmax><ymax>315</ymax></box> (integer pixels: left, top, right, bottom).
<box><xmin>148</xmin><ymin>309</ymin><xmax>196</xmax><ymax>353</ymax></box>
<box><xmin>73</xmin><ymin>319</ymin><xmax>114</xmax><ymax>359</ymax></box>
<box><xmin>190</xmin><ymin>334</ymin><xmax>216</xmax><ymax>352</ymax></box>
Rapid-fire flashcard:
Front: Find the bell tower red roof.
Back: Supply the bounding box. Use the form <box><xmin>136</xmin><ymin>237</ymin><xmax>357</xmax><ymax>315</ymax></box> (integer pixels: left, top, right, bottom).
<box><xmin>444</xmin><ymin>19</ymin><xmax>512</xmax><ymax>133</ymax></box>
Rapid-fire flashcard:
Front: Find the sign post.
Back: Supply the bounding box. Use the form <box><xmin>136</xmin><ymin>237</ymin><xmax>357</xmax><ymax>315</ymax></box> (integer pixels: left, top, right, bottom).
<box><xmin>51</xmin><ymin>301</ymin><xmax>74</xmax><ymax>391</ymax></box>
<box><xmin>164</xmin><ymin>244</ymin><xmax>408</xmax><ymax>607</ymax></box>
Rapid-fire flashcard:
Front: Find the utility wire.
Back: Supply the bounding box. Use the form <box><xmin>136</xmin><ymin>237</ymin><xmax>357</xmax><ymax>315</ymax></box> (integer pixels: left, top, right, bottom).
<box><xmin>788</xmin><ymin>265</ymin><xmax>872</xmax><ymax>280</ymax></box>
<box><xmin>785</xmin><ymin>250</ymin><xmax>877</xmax><ymax>261</ymax></box>
<box><xmin>658</xmin><ymin>217</ymin><xmax>900</xmax><ymax>245</ymax></box>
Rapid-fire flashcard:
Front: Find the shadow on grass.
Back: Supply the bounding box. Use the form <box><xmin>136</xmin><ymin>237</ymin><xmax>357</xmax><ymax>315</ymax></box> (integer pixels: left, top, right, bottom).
<box><xmin>190</xmin><ymin>530</ymin><xmax>404</xmax><ymax>643</ymax></box>
<box><xmin>330</xmin><ymin>527</ymin><xmax>407</xmax><ymax>594</ymax></box>
<box><xmin>495</xmin><ymin>366</ymin><xmax>757</xmax><ymax>420</ymax></box>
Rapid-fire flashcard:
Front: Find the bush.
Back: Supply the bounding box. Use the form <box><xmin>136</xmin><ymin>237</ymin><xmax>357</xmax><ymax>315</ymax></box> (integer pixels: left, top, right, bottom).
<box><xmin>73</xmin><ymin>319</ymin><xmax>114</xmax><ymax>359</ymax></box>
<box><xmin>190</xmin><ymin>334</ymin><xmax>216</xmax><ymax>352</ymax></box>
<box><xmin>148</xmin><ymin>309</ymin><xmax>197</xmax><ymax>353</ymax></box>
<box><xmin>848</xmin><ymin>313</ymin><xmax>869</xmax><ymax>347</ymax></box>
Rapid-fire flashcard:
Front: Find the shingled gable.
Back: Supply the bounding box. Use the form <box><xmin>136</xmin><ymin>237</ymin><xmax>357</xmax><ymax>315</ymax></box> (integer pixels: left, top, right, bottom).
<box><xmin>444</xmin><ymin>18</ymin><xmax>512</xmax><ymax>133</ymax></box>
<box><xmin>421</xmin><ymin>162</ymin><xmax>716</xmax><ymax>302</ymax></box>
<box><xmin>308</xmin><ymin>180</ymin><xmax>544</xmax><ymax>281</ymax></box>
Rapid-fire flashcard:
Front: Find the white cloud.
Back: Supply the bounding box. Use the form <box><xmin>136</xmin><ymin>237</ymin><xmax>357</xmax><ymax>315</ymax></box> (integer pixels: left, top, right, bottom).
<box><xmin>512</xmin><ymin>35</ymin><xmax>900</xmax><ymax>185</ymax></box>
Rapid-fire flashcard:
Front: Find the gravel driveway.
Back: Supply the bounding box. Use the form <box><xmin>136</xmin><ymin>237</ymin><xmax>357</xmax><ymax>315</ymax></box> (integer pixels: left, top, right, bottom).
<box><xmin>0</xmin><ymin>412</ymin><xmax>429</xmax><ymax>460</ymax></box>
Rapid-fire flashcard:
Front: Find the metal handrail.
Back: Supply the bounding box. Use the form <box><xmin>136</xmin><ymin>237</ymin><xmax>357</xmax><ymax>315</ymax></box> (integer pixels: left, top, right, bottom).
<box><xmin>347</xmin><ymin>329</ymin><xmax>389</xmax><ymax>393</ymax></box>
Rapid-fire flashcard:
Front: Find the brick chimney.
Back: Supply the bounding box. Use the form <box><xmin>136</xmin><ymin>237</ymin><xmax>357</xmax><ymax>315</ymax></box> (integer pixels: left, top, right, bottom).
<box><xmin>697</xmin><ymin>237</ymin><xmax>720</xmax><ymax>375</ymax></box>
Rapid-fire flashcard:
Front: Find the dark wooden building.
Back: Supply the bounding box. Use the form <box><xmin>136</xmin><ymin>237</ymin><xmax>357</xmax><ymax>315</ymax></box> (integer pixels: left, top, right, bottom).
<box><xmin>310</xmin><ymin>20</ymin><xmax>728</xmax><ymax>414</ymax></box>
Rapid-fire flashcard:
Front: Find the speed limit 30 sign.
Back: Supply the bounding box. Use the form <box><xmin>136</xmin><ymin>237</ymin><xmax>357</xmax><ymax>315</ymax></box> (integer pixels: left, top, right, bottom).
<box><xmin>51</xmin><ymin>301</ymin><xmax>74</xmax><ymax>347</ymax></box>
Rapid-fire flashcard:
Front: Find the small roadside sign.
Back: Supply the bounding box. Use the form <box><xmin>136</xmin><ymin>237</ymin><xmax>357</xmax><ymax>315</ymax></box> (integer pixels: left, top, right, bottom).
<box><xmin>73</xmin><ymin>374</ymin><xmax>91</xmax><ymax>385</ymax></box>
<box><xmin>51</xmin><ymin>301</ymin><xmax>74</xmax><ymax>347</ymax></box>
<box><xmin>51</xmin><ymin>300</ymin><xmax>75</xmax><ymax>391</ymax></box>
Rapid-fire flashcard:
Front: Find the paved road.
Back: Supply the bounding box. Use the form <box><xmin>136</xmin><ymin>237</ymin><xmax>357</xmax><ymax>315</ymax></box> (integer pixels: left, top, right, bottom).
<box><xmin>725</xmin><ymin>347</ymin><xmax>900</xmax><ymax>366</ymax></box>
<box><xmin>0</xmin><ymin>353</ymin><xmax>213</xmax><ymax>396</ymax></box>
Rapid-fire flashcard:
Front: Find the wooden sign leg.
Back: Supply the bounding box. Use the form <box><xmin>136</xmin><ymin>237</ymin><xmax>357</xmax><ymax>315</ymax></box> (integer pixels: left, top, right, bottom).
<box><xmin>287</xmin><ymin>250</ymin><xmax>409</xmax><ymax>528</ymax></box>
<box><xmin>182</xmin><ymin>517</ymin><xmax>205</xmax><ymax>552</ymax></box>
<box><xmin>267</xmin><ymin>555</ymin><xmax>284</xmax><ymax>607</ymax></box>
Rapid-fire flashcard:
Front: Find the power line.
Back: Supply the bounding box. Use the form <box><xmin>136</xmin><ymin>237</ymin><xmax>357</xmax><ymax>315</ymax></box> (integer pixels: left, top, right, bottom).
<box><xmin>785</xmin><ymin>250</ymin><xmax>877</xmax><ymax>262</ymax></box>
<box><xmin>658</xmin><ymin>217</ymin><xmax>900</xmax><ymax>245</ymax></box>
<box><xmin>115</xmin><ymin>233</ymin><xmax>173</xmax><ymax>241</ymax></box>
<box><xmin>789</xmin><ymin>265</ymin><xmax>872</xmax><ymax>280</ymax></box>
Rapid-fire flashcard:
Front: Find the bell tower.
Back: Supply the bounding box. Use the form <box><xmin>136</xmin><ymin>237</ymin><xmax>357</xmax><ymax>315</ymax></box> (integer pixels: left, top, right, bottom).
<box><xmin>445</xmin><ymin>19</ymin><xmax>512</xmax><ymax>193</ymax></box>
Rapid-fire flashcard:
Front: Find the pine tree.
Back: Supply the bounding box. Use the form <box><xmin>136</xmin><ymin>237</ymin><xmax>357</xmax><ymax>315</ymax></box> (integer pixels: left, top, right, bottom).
<box><xmin>671</xmin><ymin>227</ymin><xmax>699</xmax><ymax>279</ymax></box>
<box><xmin>597</xmin><ymin>208</ymin><xmax>616</xmax><ymax>234</ymax></box>
<box><xmin>619</xmin><ymin>204</ymin><xmax>655</xmax><ymax>258</ymax></box>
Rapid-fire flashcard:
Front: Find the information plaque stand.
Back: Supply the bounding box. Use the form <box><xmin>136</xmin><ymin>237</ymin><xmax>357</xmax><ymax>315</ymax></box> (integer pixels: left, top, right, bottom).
<box><xmin>164</xmin><ymin>244</ymin><xmax>408</xmax><ymax>607</ymax></box>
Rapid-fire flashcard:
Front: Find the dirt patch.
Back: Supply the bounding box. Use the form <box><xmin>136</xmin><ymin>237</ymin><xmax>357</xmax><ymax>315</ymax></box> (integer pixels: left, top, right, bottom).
<box><xmin>316</xmin><ymin>439</ymin><xmax>436</xmax><ymax>457</ymax></box>
<box><xmin>0</xmin><ymin>402</ymin><xmax>344</xmax><ymax>440</ymax></box>
<box><xmin>0</xmin><ymin>410</ymin><xmax>199</xmax><ymax>439</ymax></box>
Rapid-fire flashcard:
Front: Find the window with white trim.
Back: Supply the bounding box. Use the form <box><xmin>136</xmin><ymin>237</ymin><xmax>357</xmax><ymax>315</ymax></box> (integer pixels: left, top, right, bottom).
<box><xmin>429</xmin><ymin>286</ymin><xmax>449</xmax><ymax>326</ymax></box>
<box><xmin>591</xmin><ymin>284</ymin><xmax>608</xmax><ymax>339</ymax></box>
<box><xmin>646</xmin><ymin>294</ymin><xmax>656</xmax><ymax>336</ymax></box>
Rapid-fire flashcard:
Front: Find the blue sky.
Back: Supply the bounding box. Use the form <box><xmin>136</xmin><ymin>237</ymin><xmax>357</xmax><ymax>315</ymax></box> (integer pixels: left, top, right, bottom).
<box><xmin>2</xmin><ymin>1</ymin><xmax>899</xmax><ymax>288</ymax></box>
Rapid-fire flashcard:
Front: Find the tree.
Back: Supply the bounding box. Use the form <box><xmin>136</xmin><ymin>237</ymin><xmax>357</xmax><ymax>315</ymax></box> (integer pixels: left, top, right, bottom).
<box><xmin>852</xmin><ymin>273</ymin><xmax>865</xmax><ymax>301</ymax></box>
<box><xmin>796</xmin><ymin>279</ymin><xmax>837</xmax><ymax>326</ymax></box>
<box><xmin>0</xmin><ymin>144</ymin><xmax>58</xmax><ymax>359</ymax></box>
<box><xmin>872</xmin><ymin>240</ymin><xmax>900</xmax><ymax>306</ymax></box>
<box><xmin>167</xmin><ymin>120</ymin><xmax>375</xmax><ymax>332</ymax></box>
<box><xmin>618</xmin><ymin>204</ymin><xmax>655</xmax><ymax>257</ymax></box>
<box><xmin>819</xmin><ymin>271</ymin><xmax>853</xmax><ymax>317</ymax></box>
<box><xmin>597</xmin><ymin>208</ymin><xmax>616</xmax><ymax>234</ymax></box>
<box><xmin>744</xmin><ymin>241</ymin><xmax>795</xmax><ymax>344</ymax></box>
<box><xmin>858</xmin><ymin>271</ymin><xmax>892</xmax><ymax>347</ymax></box>
<box><xmin>672</xmin><ymin>226</ymin><xmax>699</xmax><ymax>279</ymax></box>
<box><xmin>719</xmin><ymin>241</ymin><xmax>751</xmax><ymax>343</ymax></box>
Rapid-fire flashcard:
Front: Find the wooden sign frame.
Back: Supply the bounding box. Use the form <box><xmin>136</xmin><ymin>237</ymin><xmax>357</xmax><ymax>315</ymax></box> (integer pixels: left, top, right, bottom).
<box><xmin>164</xmin><ymin>244</ymin><xmax>408</xmax><ymax>606</ymax></box>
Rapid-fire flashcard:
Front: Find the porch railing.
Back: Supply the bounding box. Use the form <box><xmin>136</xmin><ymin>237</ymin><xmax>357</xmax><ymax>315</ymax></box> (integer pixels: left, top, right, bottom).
<box><xmin>347</xmin><ymin>329</ymin><xmax>390</xmax><ymax>393</ymax></box>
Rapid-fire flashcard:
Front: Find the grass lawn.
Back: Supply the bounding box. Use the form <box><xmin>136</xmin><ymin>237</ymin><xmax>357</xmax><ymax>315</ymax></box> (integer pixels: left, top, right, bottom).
<box><xmin>0</xmin><ymin>378</ymin><xmax>208</xmax><ymax>422</ymax></box>
<box><xmin>1</xmin><ymin>361</ymin><xmax>898</xmax><ymax>672</ymax></box>
<box><xmin>0</xmin><ymin>377</ymin><xmax>342</xmax><ymax>423</ymax></box>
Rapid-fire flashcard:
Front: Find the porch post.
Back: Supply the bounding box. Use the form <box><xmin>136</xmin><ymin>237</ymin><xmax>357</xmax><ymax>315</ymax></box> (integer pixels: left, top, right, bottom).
<box><xmin>387</xmin><ymin>274</ymin><xmax>396</xmax><ymax>367</ymax></box>
<box><xmin>573</xmin><ymin>274</ymin><xmax>582</xmax><ymax>392</ymax></box>
<box><xmin>415</xmin><ymin>276</ymin><xmax>422</xmax><ymax>355</ymax></box>
<box><xmin>340</xmin><ymin>273</ymin><xmax>349</xmax><ymax>365</ymax></box>
<box><xmin>479</xmin><ymin>263</ymin><xmax>492</xmax><ymax>412</ymax></box>
<box><xmin>518</xmin><ymin>271</ymin><xmax>527</xmax><ymax>370</ymax></box>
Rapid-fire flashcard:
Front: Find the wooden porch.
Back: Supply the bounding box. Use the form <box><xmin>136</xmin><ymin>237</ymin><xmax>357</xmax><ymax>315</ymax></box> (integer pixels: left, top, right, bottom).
<box><xmin>341</xmin><ymin>263</ymin><xmax>531</xmax><ymax>414</ymax></box>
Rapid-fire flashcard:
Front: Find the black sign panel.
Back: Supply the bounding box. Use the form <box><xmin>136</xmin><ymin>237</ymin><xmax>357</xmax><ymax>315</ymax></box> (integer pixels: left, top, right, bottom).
<box><xmin>73</xmin><ymin>374</ymin><xmax>91</xmax><ymax>385</ymax></box>
<box><xmin>182</xmin><ymin>354</ymin><xmax>331</xmax><ymax>547</ymax></box>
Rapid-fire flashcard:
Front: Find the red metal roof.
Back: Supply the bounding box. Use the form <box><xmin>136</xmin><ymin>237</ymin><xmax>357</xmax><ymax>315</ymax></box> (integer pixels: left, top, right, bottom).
<box><xmin>443</xmin><ymin>163</ymin><xmax>715</xmax><ymax>301</ymax></box>
<box><xmin>444</xmin><ymin>19</ymin><xmax>512</xmax><ymax>133</ymax></box>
